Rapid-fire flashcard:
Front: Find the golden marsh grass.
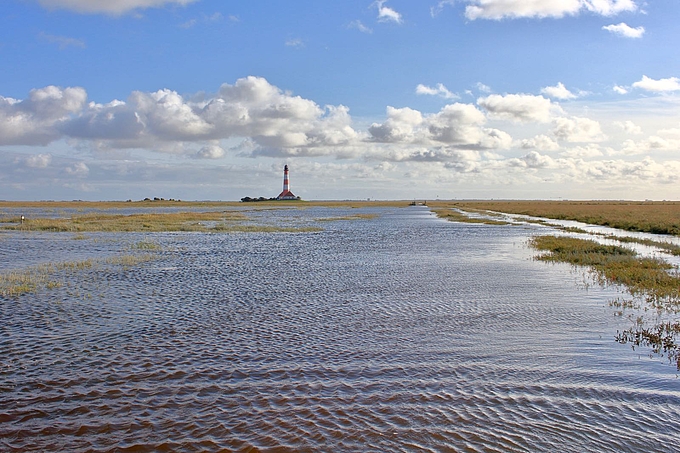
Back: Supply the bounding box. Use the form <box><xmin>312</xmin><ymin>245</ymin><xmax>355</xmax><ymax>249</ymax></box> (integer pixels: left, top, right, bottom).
<box><xmin>0</xmin><ymin>253</ymin><xmax>158</xmax><ymax>298</ymax></box>
<box><xmin>529</xmin><ymin>235</ymin><xmax>680</xmax><ymax>308</ymax></box>
<box><xmin>1</xmin><ymin>211</ymin><xmax>247</xmax><ymax>232</ymax></box>
<box><xmin>431</xmin><ymin>200</ymin><xmax>680</xmax><ymax>236</ymax></box>
<box><xmin>530</xmin><ymin>234</ymin><xmax>680</xmax><ymax>368</ymax></box>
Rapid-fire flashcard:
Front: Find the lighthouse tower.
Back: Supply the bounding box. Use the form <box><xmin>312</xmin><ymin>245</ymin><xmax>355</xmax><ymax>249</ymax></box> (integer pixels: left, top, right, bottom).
<box><xmin>277</xmin><ymin>165</ymin><xmax>297</xmax><ymax>200</ymax></box>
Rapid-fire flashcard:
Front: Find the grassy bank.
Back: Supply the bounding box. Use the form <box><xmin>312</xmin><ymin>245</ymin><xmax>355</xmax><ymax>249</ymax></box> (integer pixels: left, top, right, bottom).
<box><xmin>431</xmin><ymin>200</ymin><xmax>680</xmax><ymax>236</ymax></box>
<box><xmin>0</xmin><ymin>210</ymin><xmax>322</xmax><ymax>233</ymax></box>
<box><xmin>530</xmin><ymin>235</ymin><xmax>680</xmax><ymax>368</ymax></box>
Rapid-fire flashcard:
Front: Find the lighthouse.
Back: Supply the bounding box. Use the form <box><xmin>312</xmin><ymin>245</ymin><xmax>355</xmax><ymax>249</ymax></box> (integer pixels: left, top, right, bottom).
<box><xmin>277</xmin><ymin>165</ymin><xmax>297</xmax><ymax>200</ymax></box>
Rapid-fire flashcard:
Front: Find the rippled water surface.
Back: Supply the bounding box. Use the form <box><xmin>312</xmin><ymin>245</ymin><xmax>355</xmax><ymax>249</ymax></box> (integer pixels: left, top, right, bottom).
<box><xmin>2</xmin><ymin>206</ymin><xmax>679</xmax><ymax>452</ymax></box>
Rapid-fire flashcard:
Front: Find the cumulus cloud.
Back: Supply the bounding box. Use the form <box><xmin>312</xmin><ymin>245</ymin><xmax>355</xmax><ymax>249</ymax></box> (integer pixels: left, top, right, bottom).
<box><xmin>65</xmin><ymin>161</ymin><xmax>89</xmax><ymax>176</ymax></box>
<box><xmin>621</xmin><ymin>136</ymin><xmax>680</xmax><ymax>155</ymax></box>
<box><xmin>1</xmin><ymin>77</ymin><xmax>361</xmax><ymax>159</ymax></box>
<box><xmin>477</xmin><ymin>94</ymin><xmax>555</xmax><ymax>123</ymax></box>
<box><xmin>0</xmin><ymin>85</ymin><xmax>87</xmax><ymax>145</ymax></box>
<box><xmin>368</xmin><ymin>103</ymin><xmax>511</xmax><ymax>151</ymax></box>
<box><xmin>36</xmin><ymin>0</ymin><xmax>197</xmax><ymax>15</ymax></box>
<box><xmin>632</xmin><ymin>75</ymin><xmax>680</xmax><ymax>93</ymax></box>
<box><xmin>193</xmin><ymin>145</ymin><xmax>225</xmax><ymax>159</ymax></box>
<box><xmin>560</xmin><ymin>144</ymin><xmax>604</xmax><ymax>159</ymax></box>
<box><xmin>613</xmin><ymin>85</ymin><xmax>629</xmax><ymax>94</ymax></box>
<box><xmin>614</xmin><ymin>120</ymin><xmax>642</xmax><ymax>135</ymax></box>
<box><xmin>460</xmin><ymin>0</ymin><xmax>637</xmax><ymax>20</ymax></box>
<box><xmin>25</xmin><ymin>153</ymin><xmax>53</xmax><ymax>168</ymax></box>
<box><xmin>553</xmin><ymin>116</ymin><xmax>607</xmax><ymax>142</ymax></box>
<box><xmin>602</xmin><ymin>22</ymin><xmax>645</xmax><ymax>38</ymax></box>
<box><xmin>415</xmin><ymin>83</ymin><xmax>458</xmax><ymax>99</ymax></box>
<box><xmin>369</xmin><ymin>106</ymin><xmax>424</xmax><ymax>143</ymax></box>
<box><xmin>519</xmin><ymin>135</ymin><xmax>560</xmax><ymax>151</ymax></box>
<box><xmin>374</xmin><ymin>0</ymin><xmax>403</xmax><ymax>24</ymax></box>
<box><xmin>541</xmin><ymin>82</ymin><xmax>576</xmax><ymax>100</ymax></box>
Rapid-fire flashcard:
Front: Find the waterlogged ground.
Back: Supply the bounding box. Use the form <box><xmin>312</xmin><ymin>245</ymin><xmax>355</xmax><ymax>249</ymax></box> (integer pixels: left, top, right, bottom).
<box><xmin>1</xmin><ymin>206</ymin><xmax>679</xmax><ymax>452</ymax></box>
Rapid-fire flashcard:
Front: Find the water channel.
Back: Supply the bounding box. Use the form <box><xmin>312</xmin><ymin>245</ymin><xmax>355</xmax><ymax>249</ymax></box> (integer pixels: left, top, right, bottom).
<box><xmin>1</xmin><ymin>206</ymin><xmax>679</xmax><ymax>451</ymax></box>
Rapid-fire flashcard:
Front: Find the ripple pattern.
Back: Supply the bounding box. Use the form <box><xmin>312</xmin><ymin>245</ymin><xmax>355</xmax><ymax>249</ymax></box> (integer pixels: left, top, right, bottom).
<box><xmin>1</xmin><ymin>207</ymin><xmax>679</xmax><ymax>452</ymax></box>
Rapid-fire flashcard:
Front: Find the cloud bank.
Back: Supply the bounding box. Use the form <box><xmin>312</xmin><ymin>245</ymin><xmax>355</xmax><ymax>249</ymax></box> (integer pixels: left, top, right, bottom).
<box><xmin>36</xmin><ymin>0</ymin><xmax>197</xmax><ymax>15</ymax></box>
<box><xmin>3</xmin><ymin>74</ymin><xmax>680</xmax><ymax>200</ymax></box>
<box><xmin>436</xmin><ymin>0</ymin><xmax>638</xmax><ymax>20</ymax></box>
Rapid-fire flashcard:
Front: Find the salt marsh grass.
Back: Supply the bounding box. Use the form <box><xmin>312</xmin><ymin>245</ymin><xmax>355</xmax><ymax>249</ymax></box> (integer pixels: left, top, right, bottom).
<box><xmin>434</xmin><ymin>200</ymin><xmax>680</xmax><ymax>236</ymax></box>
<box><xmin>529</xmin><ymin>235</ymin><xmax>679</xmax><ymax>307</ymax></box>
<box><xmin>530</xmin><ymin>234</ymin><xmax>680</xmax><ymax>368</ymax></box>
<box><xmin>1</xmin><ymin>211</ymin><xmax>248</xmax><ymax>232</ymax></box>
<box><xmin>0</xmin><ymin>254</ymin><xmax>157</xmax><ymax>297</ymax></box>
<box><xmin>433</xmin><ymin>208</ymin><xmax>511</xmax><ymax>225</ymax></box>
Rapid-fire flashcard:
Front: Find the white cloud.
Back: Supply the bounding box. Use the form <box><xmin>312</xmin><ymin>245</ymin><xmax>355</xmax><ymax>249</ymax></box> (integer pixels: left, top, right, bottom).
<box><xmin>586</xmin><ymin>0</ymin><xmax>638</xmax><ymax>16</ymax></box>
<box><xmin>369</xmin><ymin>106</ymin><xmax>424</xmax><ymax>143</ymax></box>
<box><xmin>194</xmin><ymin>145</ymin><xmax>225</xmax><ymax>159</ymax></box>
<box><xmin>427</xmin><ymin>104</ymin><xmax>512</xmax><ymax>149</ymax></box>
<box><xmin>0</xmin><ymin>85</ymin><xmax>87</xmax><ymax>145</ymax></box>
<box><xmin>2</xmin><ymin>77</ymin><xmax>357</xmax><ymax>157</ymax></box>
<box><xmin>368</xmin><ymin>103</ymin><xmax>511</xmax><ymax>151</ymax></box>
<box><xmin>613</xmin><ymin>120</ymin><xmax>642</xmax><ymax>135</ymax></box>
<box><xmin>348</xmin><ymin>20</ymin><xmax>373</xmax><ymax>33</ymax></box>
<box><xmin>519</xmin><ymin>135</ymin><xmax>560</xmax><ymax>151</ymax></box>
<box><xmin>415</xmin><ymin>83</ymin><xmax>458</xmax><ymax>100</ymax></box>
<box><xmin>632</xmin><ymin>75</ymin><xmax>680</xmax><ymax>93</ymax></box>
<box><xmin>65</xmin><ymin>161</ymin><xmax>89</xmax><ymax>176</ymax></box>
<box><xmin>477</xmin><ymin>94</ymin><xmax>556</xmax><ymax>123</ymax></box>
<box><xmin>613</xmin><ymin>85</ymin><xmax>629</xmax><ymax>94</ymax></box>
<box><xmin>374</xmin><ymin>0</ymin><xmax>403</xmax><ymax>24</ymax></box>
<box><xmin>37</xmin><ymin>0</ymin><xmax>196</xmax><ymax>15</ymax></box>
<box><xmin>602</xmin><ymin>22</ymin><xmax>645</xmax><ymax>38</ymax></box>
<box><xmin>560</xmin><ymin>144</ymin><xmax>604</xmax><ymax>158</ymax></box>
<box><xmin>553</xmin><ymin>116</ymin><xmax>607</xmax><ymax>142</ymax></box>
<box><xmin>476</xmin><ymin>82</ymin><xmax>492</xmax><ymax>93</ymax></box>
<box><xmin>541</xmin><ymin>82</ymin><xmax>576</xmax><ymax>100</ymax></box>
<box><xmin>460</xmin><ymin>0</ymin><xmax>637</xmax><ymax>20</ymax></box>
<box><xmin>25</xmin><ymin>153</ymin><xmax>53</xmax><ymax>168</ymax></box>
<box><xmin>621</xmin><ymin>136</ymin><xmax>680</xmax><ymax>155</ymax></box>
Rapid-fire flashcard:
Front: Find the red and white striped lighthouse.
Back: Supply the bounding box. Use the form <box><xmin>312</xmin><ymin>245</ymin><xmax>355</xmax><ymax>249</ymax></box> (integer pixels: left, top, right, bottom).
<box><xmin>277</xmin><ymin>165</ymin><xmax>297</xmax><ymax>200</ymax></box>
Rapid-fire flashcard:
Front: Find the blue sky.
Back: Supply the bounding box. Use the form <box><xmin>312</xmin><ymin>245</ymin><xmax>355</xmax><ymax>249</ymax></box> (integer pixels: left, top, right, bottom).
<box><xmin>1</xmin><ymin>0</ymin><xmax>680</xmax><ymax>201</ymax></box>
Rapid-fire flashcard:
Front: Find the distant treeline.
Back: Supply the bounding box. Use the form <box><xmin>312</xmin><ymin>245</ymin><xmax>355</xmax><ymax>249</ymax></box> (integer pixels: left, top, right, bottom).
<box><xmin>241</xmin><ymin>196</ymin><xmax>301</xmax><ymax>202</ymax></box>
<box><xmin>241</xmin><ymin>196</ymin><xmax>278</xmax><ymax>202</ymax></box>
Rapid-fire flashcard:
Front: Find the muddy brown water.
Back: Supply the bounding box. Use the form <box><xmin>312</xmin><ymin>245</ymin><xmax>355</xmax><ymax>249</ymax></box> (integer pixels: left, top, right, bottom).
<box><xmin>1</xmin><ymin>206</ymin><xmax>679</xmax><ymax>452</ymax></box>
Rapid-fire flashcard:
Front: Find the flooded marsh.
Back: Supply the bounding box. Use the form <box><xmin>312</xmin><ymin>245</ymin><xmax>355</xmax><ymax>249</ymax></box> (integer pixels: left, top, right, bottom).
<box><xmin>1</xmin><ymin>204</ymin><xmax>680</xmax><ymax>452</ymax></box>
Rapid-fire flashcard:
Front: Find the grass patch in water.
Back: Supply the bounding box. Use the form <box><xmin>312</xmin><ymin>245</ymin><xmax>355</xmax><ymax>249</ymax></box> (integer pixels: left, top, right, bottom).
<box><xmin>616</xmin><ymin>321</ymin><xmax>680</xmax><ymax>370</ymax></box>
<box><xmin>530</xmin><ymin>234</ymin><xmax>680</xmax><ymax>368</ymax></box>
<box><xmin>0</xmin><ymin>253</ymin><xmax>157</xmax><ymax>298</ymax></box>
<box><xmin>529</xmin><ymin>235</ymin><xmax>679</xmax><ymax>306</ymax></box>
<box><xmin>432</xmin><ymin>208</ymin><xmax>511</xmax><ymax>225</ymax></box>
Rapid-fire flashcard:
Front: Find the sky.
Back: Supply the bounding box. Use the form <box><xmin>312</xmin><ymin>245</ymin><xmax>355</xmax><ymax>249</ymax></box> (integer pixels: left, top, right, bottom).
<box><xmin>1</xmin><ymin>0</ymin><xmax>680</xmax><ymax>201</ymax></box>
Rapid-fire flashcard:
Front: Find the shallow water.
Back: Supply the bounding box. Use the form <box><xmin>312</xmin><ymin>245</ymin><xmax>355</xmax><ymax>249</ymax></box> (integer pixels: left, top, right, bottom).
<box><xmin>1</xmin><ymin>206</ymin><xmax>679</xmax><ymax>452</ymax></box>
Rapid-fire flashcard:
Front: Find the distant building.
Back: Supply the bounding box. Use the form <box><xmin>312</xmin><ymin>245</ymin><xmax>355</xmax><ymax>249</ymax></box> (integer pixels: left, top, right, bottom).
<box><xmin>277</xmin><ymin>165</ymin><xmax>298</xmax><ymax>200</ymax></box>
